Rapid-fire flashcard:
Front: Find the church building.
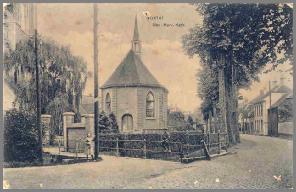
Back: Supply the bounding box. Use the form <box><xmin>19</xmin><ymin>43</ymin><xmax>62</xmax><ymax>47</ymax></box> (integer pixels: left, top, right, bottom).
<box><xmin>100</xmin><ymin>16</ymin><xmax>168</xmax><ymax>133</ymax></box>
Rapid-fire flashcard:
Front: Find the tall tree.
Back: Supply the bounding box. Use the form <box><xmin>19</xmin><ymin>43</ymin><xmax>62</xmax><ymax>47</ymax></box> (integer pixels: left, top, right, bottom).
<box><xmin>197</xmin><ymin>65</ymin><xmax>219</xmax><ymax>122</ymax></box>
<box><xmin>183</xmin><ymin>3</ymin><xmax>293</xmax><ymax>144</ymax></box>
<box><xmin>4</xmin><ymin>37</ymin><xmax>87</xmax><ymax>135</ymax></box>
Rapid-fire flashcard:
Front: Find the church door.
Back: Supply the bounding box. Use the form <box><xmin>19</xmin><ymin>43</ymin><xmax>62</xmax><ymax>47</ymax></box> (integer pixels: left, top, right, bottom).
<box><xmin>122</xmin><ymin>114</ymin><xmax>133</xmax><ymax>132</ymax></box>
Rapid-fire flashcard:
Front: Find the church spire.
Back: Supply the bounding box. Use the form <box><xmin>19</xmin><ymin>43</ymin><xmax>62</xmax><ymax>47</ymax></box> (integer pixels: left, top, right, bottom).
<box><xmin>132</xmin><ymin>14</ymin><xmax>141</xmax><ymax>55</ymax></box>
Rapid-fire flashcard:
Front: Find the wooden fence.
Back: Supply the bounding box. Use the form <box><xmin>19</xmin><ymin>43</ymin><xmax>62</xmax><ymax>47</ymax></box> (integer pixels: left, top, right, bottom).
<box><xmin>97</xmin><ymin>131</ymin><xmax>229</xmax><ymax>162</ymax></box>
<box><xmin>61</xmin><ymin>131</ymin><xmax>229</xmax><ymax>162</ymax></box>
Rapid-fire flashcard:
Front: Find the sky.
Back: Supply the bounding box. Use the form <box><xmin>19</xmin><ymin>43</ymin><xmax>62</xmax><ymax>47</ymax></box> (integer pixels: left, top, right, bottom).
<box><xmin>4</xmin><ymin>3</ymin><xmax>293</xmax><ymax>112</ymax></box>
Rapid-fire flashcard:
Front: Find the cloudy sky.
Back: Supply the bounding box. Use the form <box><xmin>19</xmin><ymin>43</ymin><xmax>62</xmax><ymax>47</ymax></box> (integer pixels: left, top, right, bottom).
<box><xmin>35</xmin><ymin>3</ymin><xmax>293</xmax><ymax>112</ymax></box>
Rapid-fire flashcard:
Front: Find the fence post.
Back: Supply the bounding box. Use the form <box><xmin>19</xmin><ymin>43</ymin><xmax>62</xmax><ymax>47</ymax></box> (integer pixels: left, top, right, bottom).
<box><xmin>75</xmin><ymin>140</ymin><xmax>78</xmax><ymax>160</ymax></box>
<box><xmin>225</xmin><ymin>134</ymin><xmax>228</xmax><ymax>152</ymax></box>
<box><xmin>143</xmin><ymin>139</ymin><xmax>147</xmax><ymax>159</ymax></box>
<box><xmin>116</xmin><ymin>137</ymin><xmax>119</xmax><ymax>157</ymax></box>
<box><xmin>218</xmin><ymin>130</ymin><xmax>221</xmax><ymax>154</ymax></box>
<box><xmin>186</xmin><ymin>130</ymin><xmax>189</xmax><ymax>157</ymax></box>
<box><xmin>207</xmin><ymin>132</ymin><xmax>210</xmax><ymax>151</ymax></box>
<box><xmin>179</xmin><ymin>143</ymin><xmax>184</xmax><ymax>163</ymax></box>
<box><xmin>58</xmin><ymin>138</ymin><xmax>61</xmax><ymax>155</ymax></box>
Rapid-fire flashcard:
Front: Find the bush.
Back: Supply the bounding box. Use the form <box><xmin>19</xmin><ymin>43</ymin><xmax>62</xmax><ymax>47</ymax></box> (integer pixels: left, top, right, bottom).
<box><xmin>4</xmin><ymin>109</ymin><xmax>43</xmax><ymax>162</ymax></box>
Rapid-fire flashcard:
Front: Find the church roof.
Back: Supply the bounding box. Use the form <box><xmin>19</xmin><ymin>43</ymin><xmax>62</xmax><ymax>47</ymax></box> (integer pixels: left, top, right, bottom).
<box><xmin>101</xmin><ymin>50</ymin><xmax>167</xmax><ymax>90</ymax></box>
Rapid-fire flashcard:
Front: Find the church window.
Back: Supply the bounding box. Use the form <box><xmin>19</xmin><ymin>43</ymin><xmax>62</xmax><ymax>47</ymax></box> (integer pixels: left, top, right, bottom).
<box><xmin>105</xmin><ymin>93</ymin><xmax>111</xmax><ymax>114</ymax></box>
<box><xmin>146</xmin><ymin>91</ymin><xmax>155</xmax><ymax>118</ymax></box>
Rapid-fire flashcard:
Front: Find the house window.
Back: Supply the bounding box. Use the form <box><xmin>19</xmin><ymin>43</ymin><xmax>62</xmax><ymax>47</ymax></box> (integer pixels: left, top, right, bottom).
<box><xmin>105</xmin><ymin>93</ymin><xmax>111</xmax><ymax>114</ymax></box>
<box><xmin>146</xmin><ymin>91</ymin><xmax>155</xmax><ymax>118</ymax></box>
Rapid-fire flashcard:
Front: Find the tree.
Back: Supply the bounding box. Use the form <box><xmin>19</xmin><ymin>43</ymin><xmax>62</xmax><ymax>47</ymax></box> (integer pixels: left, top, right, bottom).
<box><xmin>98</xmin><ymin>112</ymin><xmax>119</xmax><ymax>133</ymax></box>
<box><xmin>239</xmin><ymin>104</ymin><xmax>254</xmax><ymax>133</ymax></box>
<box><xmin>278</xmin><ymin>99</ymin><xmax>293</xmax><ymax>122</ymax></box>
<box><xmin>197</xmin><ymin>65</ymin><xmax>219</xmax><ymax>122</ymax></box>
<box><xmin>187</xmin><ymin>115</ymin><xmax>194</xmax><ymax>126</ymax></box>
<box><xmin>4</xmin><ymin>37</ymin><xmax>87</xmax><ymax>135</ymax></box>
<box><xmin>98</xmin><ymin>111</ymin><xmax>111</xmax><ymax>133</ymax></box>
<box><xmin>183</xmin><ymin>3</ymin><xmax>293</xmax><ymax>144</ymax></box>
<box><xmin>109</xmin><ymin>112</ymin><xmax>119</xmax><ymax>133</ymax></box>
<box><xmin>4</xmin><ymin>109</ymin><xmax>45</xmax><ymax>163</ymax></box>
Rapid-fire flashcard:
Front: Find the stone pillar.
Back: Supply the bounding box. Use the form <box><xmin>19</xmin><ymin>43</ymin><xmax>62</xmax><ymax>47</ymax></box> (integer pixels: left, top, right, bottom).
<box><xmin>63</xmin><ymin>112</ymin><xmax>75</xmax><ymax>151</ymax></box>
<box><xmin>41</xmin><ymin>114</ymin><xmax>51</xmax><ymax>145</ymax></box>
<box><xmin>81</xmin><ymin>114</ymin><xmax>86</xmax><ymax>125</ymax></box>
<box><xmin>84</xmin><ymin>114</ymin><xmax>94</xmax><ymax>136</ymax></box>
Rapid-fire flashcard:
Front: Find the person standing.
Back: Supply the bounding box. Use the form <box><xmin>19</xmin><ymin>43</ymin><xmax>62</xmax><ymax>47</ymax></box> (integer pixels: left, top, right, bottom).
<box><xmin>85</xmin><ymin>133</ymin><xmax>95</xmax><ymax>160</ymax></box>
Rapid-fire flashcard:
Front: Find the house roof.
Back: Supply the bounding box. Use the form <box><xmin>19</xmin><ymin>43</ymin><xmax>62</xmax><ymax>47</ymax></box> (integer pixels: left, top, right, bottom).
<box><xmin>270</xmin><ymin>92</ymin><xmax>293</xmax><ymax>108</ymax></box>
<box><xmin>249</xmin><ymin>85</ymin><xmax>292</xmax><ymax>105</ymax></box>
<box><xmin>101</xmin><ymin>49</ymin><xmax>167</xmax><ymax>90</ymax></box>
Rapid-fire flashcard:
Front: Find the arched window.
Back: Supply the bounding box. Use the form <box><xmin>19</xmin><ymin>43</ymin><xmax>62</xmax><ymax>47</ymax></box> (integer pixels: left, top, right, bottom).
<box><xmin>105</xmin><ymin>93</ymin><xmax>111</xmax><ymax>113</ymax></box>
<box><xmin>146</xmin><ymin>92</ymin><xmax>155</xmax><ymax>118</ymax></box>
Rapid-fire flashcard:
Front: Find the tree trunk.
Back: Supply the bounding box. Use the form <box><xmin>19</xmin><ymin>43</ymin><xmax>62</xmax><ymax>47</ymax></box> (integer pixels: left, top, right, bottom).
<box><xmin>219</xmin><ymin>52</ymin><xmax>238</xmax><ymax>145</ymax></box>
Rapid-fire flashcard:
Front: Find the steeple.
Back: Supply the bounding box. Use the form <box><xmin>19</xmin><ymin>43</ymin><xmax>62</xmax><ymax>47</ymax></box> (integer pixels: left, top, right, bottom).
<box><xmin>132</xmin><ymin>14</ymin><xmax>141</xmax><ymax>55</ymax></box>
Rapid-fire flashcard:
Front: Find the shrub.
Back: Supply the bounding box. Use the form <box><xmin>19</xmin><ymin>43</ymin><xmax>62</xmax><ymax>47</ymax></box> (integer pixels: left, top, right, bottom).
<box><xmin>4</xmin><ymin>109</ymin><xmax>44</xmax><ymax>162</ymax></box>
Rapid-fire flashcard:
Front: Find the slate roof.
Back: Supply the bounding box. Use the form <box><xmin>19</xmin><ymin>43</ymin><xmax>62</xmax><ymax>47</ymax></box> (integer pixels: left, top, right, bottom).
<box><xmin>101</xmin><ymin>50</ymin><xmax>167</xmax><ymax>91</ymax></box>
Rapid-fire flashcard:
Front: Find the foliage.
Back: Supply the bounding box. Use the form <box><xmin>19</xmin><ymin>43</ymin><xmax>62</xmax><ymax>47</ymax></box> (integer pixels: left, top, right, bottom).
<box><xmin>196</xmin><ymin>66</ymin><xmax>219</xmax><ymax>121</ymax></box>
<box><xmin>98</xmin><ymin>111</ymin><xmax>119</xmax><ymax>133</ymax></box>
<box><xmin>46</xmin><ymin>93</ymin><xmax>69</xmax><ymax>135</ymax></box>
<box><xmin>183</xmin><ymin>4</ymin><xmax>293</xmax><ymax>87</ymax></box>
<box><xmin>187</xmin><ymin>115</ymin><xmax>194</xmax><ymax>126</ymax></box>
<box><xmin>183</xmin><ymin>3</ymin><xmax>293</xmax><ymax>143</ymax></box>
<box><xmin>109</xmin><ymin>112</ymin><xmax>119</xmax><ymax>133</ymax></box>
<box><xmin>239</xmin><ymin>104</ymin><xmax>254</xmax><ymax>120</ymax></box>
<box><xmin>4</xmin><ymin>109</ymin><xmax>45</xmax><ymax>162</ymax></box>
<box><xmin>278</xmin><ymin>99</ymin><xmax>293</xmax><ymax>122</ymax></box>
<box><xmin>168</xmin><ymin>110</ymin><xmax>195</xmax><ymax>131</ymax></box>
<box><xmin>4</xmin><ymin>36</ymin><xmax>87</xmax><ymax>135</ymax></box>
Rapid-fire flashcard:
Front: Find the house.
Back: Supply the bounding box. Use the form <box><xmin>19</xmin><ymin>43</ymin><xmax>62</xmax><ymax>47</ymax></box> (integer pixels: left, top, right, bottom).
<box><xmin>100</xmin><ymin>16</ymin><xmax>168</xmax><ymax>133</ymax></box>
<box><xmin>269</xmin><ymin>93</ymin><xmax>293</xmax><ymax>137</ymax></box>
<box><xmin>249</xmin><ymin>79</ymin><xmax>292</xmax><ymax>135</ymax></box>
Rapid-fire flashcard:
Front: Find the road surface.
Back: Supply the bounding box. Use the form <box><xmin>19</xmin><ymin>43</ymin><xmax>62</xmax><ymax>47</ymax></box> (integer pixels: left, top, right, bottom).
<box><xmin>3</xmin><ymin>134</ymin><xmax>293</xmax><ymax>189</ymax></box>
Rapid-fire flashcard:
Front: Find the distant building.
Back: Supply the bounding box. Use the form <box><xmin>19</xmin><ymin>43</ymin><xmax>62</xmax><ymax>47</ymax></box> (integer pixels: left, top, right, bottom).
<box><xmin>100</xmin><ymin>16</ymin><xmax>168</xmax><ymax>133</ymax></box>
<box><xmin>249</xmin><ymin>79</ymin><xmax>292</xmax><ymax>135</ymax></box>
<box><xmin>3</xmin><ymin>3</ymin><xmax>37</xmax><ymax>111</ymax></box>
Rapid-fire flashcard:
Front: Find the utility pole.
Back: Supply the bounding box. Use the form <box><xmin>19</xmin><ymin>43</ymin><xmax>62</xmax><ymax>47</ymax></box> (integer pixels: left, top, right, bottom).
<box><xmin>93</xmin><ymin>3</ymin><xmax>99</xmax><ymax>160</ymax></box>
<box><xmin>269</xmin><ymin>80</ymin><xmax>272</xmax><ymax>109</ymax></box>
<box><xmin>34</xmin><ymin>29</ymin><xmax>42</xmax><ymax>162</ymax></box>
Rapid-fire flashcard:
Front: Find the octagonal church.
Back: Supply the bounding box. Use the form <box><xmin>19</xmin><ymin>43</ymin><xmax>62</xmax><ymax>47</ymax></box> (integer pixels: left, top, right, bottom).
<box><xmin>100</xmin><ymin>16</ymin><xmax>168</xmax><ymax>133</ymax></box>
